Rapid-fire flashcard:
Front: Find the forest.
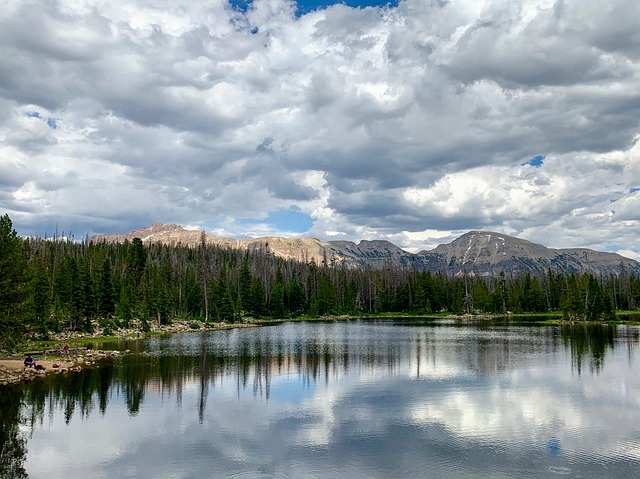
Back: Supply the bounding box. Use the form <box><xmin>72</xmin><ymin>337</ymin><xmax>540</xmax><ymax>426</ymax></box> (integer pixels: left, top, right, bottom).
<box><xmin>2</xmin><ymin>213</ymin><xmax>640</xmax><ymax>350</ymax></box>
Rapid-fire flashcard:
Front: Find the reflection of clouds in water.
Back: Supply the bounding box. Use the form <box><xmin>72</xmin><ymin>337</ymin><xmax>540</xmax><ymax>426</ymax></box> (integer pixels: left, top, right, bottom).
<box><xmin>26</xmin><ymin>403</ymin><xmax>145</xmax><ymax>478</ymax></box>
<box><xmin>22</xmin><ymin>322</ymin><xmax>640</xmax><ymax>478</ymax></box>
<box><xmin>407</xmin><ymin>356</ymin><xmax>640</xmax><ymax>465</ymax></box>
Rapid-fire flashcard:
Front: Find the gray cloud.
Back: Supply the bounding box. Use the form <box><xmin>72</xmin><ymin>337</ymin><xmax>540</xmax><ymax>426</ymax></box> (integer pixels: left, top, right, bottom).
<box><xmin>1</xmin><ymin>0</ymin><xmax>639</xmax><ymax>256</ymax></box>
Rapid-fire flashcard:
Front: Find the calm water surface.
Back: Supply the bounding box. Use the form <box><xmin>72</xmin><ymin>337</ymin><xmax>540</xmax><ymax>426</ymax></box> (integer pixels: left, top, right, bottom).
<box><xmin>2</xmin><ymin>319</ymin><xmax>640</xmax><ymax>478</ymax></box>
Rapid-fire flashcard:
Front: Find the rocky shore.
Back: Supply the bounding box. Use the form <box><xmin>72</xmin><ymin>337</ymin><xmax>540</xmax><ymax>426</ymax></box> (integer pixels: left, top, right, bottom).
<box><xmin>47</xmin><ymin>318</ymin><xmax>260</xmax><ymax>342</ymax></box>
<box><xmin>0</xmin><ymin>319</ymin><xmax>261</xmax><ymax>386</ymax></box>
<box><xmin>0</xmin><ymin>349</ymin><xmax>126</xmax><ymax>386</ymax></box>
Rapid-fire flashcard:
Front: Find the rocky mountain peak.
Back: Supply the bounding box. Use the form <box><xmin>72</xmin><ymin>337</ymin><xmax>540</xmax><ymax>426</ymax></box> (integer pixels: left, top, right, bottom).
<box><xmin>91</xmin><ymin>223</ymin><xmax>640</xmax><ymax>276</ymax></box>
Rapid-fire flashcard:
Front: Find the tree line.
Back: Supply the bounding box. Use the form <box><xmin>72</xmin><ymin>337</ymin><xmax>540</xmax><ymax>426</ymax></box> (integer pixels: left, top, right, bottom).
<box><xmin>1</xmin><ymin>213</ymin><xmax>640</xmax><ymax>350</ymax></box>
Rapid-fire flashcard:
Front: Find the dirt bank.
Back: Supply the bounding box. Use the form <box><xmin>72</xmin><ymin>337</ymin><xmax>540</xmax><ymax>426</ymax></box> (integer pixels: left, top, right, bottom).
<box><xmin>0</xmin><ymin>350</ymin><xmax>124</xmax><ymax>386</ymax></box>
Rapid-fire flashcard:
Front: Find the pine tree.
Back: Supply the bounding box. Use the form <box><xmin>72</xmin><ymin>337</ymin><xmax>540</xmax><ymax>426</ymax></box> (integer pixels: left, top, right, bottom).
<box><xmin>95</xmin><ymin>257</ymin><xmax>115</xmax><ymax>318</ymax></box>
<box><xmin>29</xmin><ymin>251</ymin><xmax>50</xmax><ymax>337</ymax></box>
<box><xmin>345</xmin><ymin>279</ymin><xmax>359</xmax><ymax>314</ymax></box>
<box><xmin>314</xmin><ymin>273</ymin><xmax>336</xmax><ymax>316</ymax></box>
<box><xmin>287</xmin><ymin>277</ymin><xmax>305</xmax><ymax>315</ymax></box>
<box><xmin>238</xmin><ymin>255</ymin><xmax>252</xmax><ymax>315</ymax></box>
<box><xmin>528</xmin><ymin>276</ymin><xmax>547</xmax><ymax>312</ymax></box>
<box><xmin>269</xmin><ymin>278</ymin><xmax>286</xmax><ymax>318</ymax></box>
<box><xmin>247</xmin><ymin>277</ymin><xmax>266</xmax><ymax>317</ymax></box>
<box><xmin>0</xmin><ymin>214</ymin><xmax>28</xmax><ymax>350</ymax></box>
<box><xmin>215</xmin><ymin>268</ymin><xmax>235</xmax><ymax>322</ymax></box>
<box><xmin>76</xmin><ymin>258</ymin><xmax>94</xmax><ymax>332</ymax></box>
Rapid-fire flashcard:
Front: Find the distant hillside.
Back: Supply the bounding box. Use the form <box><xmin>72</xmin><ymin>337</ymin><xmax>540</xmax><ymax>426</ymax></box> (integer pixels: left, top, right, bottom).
<box><xmin>91</xmin><ymin>224</ymin><xmax>640</xmax><ymax>276</ymax></box>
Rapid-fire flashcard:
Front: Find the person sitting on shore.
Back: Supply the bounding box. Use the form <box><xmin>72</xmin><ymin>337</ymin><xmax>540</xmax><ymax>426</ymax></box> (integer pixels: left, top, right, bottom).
<box><xmin>24</xmin><ymin>355</ymin><xmax>36</xmax><ymax>368</ymax></box>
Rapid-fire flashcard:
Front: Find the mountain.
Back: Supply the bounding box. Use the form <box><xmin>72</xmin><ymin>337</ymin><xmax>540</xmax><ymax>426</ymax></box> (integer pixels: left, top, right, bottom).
<box><xmin>417</xmin><ymin>231</ymin><xmax>640</xmax><ymax>276</ymax></box>
<box><xmin>93</xmin><ymin>223</ymin><xmax>329</xmax><ymax>263</ymax></box>
<box><xmin>91</xmin><ymin>224</ymin><xmax>640</xmax><ymax>276</ymax></box>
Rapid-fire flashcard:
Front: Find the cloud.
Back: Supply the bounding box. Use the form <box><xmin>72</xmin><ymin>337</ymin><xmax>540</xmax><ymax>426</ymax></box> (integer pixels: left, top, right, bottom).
<box><xmin>1</xmin><ymin>0</ymin><xmax>639</xmax><ymax>255</ymax></box>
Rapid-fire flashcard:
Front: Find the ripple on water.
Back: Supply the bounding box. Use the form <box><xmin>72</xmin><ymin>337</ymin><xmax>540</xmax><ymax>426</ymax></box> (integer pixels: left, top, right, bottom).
<box><xmin>548</xmin><ymin>466</ymin><xmax>572</xmax><ymax>475</ymax></box>
<box><xmin>227</xmin><ymin>467</ymin><xmax>289</xmax><ymax>479</ymax></box>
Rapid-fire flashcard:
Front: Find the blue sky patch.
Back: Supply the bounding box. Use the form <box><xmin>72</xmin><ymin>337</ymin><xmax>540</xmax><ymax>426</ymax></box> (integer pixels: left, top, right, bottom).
<box><xmin>229</xmin><ymin>0</ymin><xmax>398</xmax><ymax>15</ymax></box>
<box><xmin>229</xmin><ymin>0</ymin><xmax>250</xmax><ymax>13</ymax></box>
<box><xmin>630</xmin><ymin>187</ymin><xmax>640</xmax><ymax>194</ymax></box>
<box><xmin>523</xmin><ymin>155</ymin><xmax>545</xmax><ymax>168</ymax></box>
<box><xmin>236</xmin><ymin>207</ymin><xmax>314</xmax><ymax>233</ymax></box>
<box><xmin>25</xmin><ymin>111</ymin><xmax>57</xmax><ymax>128</ymax></box>
<box><xmin>265</xmin><ymin>207</ymin><xmax>314</xmax><ymax>232</ymax></box>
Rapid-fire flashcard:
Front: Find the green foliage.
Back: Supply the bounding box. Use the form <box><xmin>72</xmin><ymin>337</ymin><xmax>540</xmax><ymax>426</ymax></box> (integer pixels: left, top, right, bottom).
<box><xmin>95</xmin><ymin>257</ymin><xmax>115</xmax><ymax>318</ymax></box>
<box><xmin>140</xmin><ymin>318</ymin><xmax>151</xmax><ymax>333</ymax></box>
<box><xmin>313</xmin><ymin>273</ymin><xmax>336</xmax><ymax>316</ymax></box>
<box><xmin>0</xmin><ymin>214</ymin><xmax>29</xmax><ymax>350</ymax></box>
<box><xmin>0</xmin><ymin>213</ymin><xmax>639</xmax><ymax>346</ymax></box>
<box><xmin>247</xmin><ymin>277</ymin><xmax>266</xmax><ymax>317</ymax></box>
<box><xmin>29</xmin><ymin>251</ymin><xmax>50</xmax><ymax>337</ymax></box>
<box><xmin>269</xmin><ymin>267</ymin><xmax>286</xmax><ymax>318</ymax></box>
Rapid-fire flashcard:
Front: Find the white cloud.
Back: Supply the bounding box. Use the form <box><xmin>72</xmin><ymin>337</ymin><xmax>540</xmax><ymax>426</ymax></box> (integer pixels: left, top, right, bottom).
<box><xmin>1</xmin><ymin>0</ymin><xmax>639</xmax><ymax>255</ymax></box>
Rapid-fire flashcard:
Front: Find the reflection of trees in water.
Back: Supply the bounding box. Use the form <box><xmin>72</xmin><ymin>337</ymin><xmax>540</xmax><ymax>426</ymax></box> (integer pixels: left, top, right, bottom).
<box><xmin>13</xmin><ymin>334</ymin><xmax>406</xmax><ymax>429</ymax></box>
<box><xmin>8</xmin><ymin>323</ymin><xmax>640</xmax><ymax>444</ymax></box>
<box><xmin>561</xmin><ymin>323</ymin><xmax>617</xmax><ymax>375</ymax></box>
<box><xmin>0</xmin><ymin>386</ymin><xmax>27</xmax><ymax>479</ymax></box>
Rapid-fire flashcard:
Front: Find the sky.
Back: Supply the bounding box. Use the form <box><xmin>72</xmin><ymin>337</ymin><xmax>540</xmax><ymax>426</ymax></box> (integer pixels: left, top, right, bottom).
<box><xmin>1</xmin><ymin>0</ymin><xmax>640</xmax><ymax>258</ymax></box>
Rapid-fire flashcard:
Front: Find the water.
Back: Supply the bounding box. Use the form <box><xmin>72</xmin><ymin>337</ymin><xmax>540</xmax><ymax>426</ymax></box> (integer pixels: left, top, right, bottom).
<box><xmin>3</xmin><ymin>319</ymin><xmax>640</xmax><ymax>478</ymax></box>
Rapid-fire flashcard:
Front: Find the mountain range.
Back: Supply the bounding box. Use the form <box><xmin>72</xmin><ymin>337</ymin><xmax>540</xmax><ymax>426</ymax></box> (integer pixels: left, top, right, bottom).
<box><xmin>91</xmin><ymin>223</ymin><xmax>640</xmax><ymax>276</ymax></box>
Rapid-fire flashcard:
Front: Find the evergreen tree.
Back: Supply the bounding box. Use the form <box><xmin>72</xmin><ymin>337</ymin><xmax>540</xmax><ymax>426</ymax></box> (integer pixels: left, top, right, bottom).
<box><xmin>116</xmin><ymin>283</ymin><xmax>134</xmax><ymax>328</ymax></box>
<box><xmin>393</xmin><ymin>283</ymin><xmax>412</xmax><ymax>312</ymax></box>
<box><xmin>314</xmin><ymin>273</ymin><xmax>336</xmax><ymax>316</ymax></box>
<box><xmin>29</xmin><ymin>251</ymin><xmax>50</xmax><ymax>337</ymax></box>
<box><xmin>2</xmin><ymin>209</ymin><xmax>640</xmax><ymax>341</ymax></box>
<box><xmin>127</xmin><ymin>237</ymin><xmax>146</xmax><ymax>287</ymax></box>
<box><xmin>472</xmin><ymin>280</ymin><xmax>490</xmax><ymax>312</ymax></box>
<box><xmin>345</xmin><ymin>279</ymin><xmax>359</xmax><ymax>314</ymax></box>
<box><xmin>214</xmin><ymin>268</ymin><xmax>235</xmax><ymax>322</ymax></box>
<box><xmin>528</xmin><ymin>276</ymin><xmax>547</xmax><ymax>312</ymax></box>
<box><xmin>562</xmin><ymin>274</ymin><xmax>583</xmax><ymax>319</ymax></box>
<box><xmin>0</xmin><ymin>214</ymin><xmax>28</xmax><ymax>350</ymax></box>
<box><xmin>247</xmin><ymin>277</ymin><xmax>266</xmax><ymax>317</ymax></box>
<box><xmin>287</xmin><ymin>277</ymin><xmax>305</xmax><ymax>315</ymax></box>
<box><xmin>183</xmin><ymin>272</ymin><xmax>203</xmax><ymax>318</ymax></box>
<box><xmin>238</xmin><ymin>255</ymin><xmax>252</xmax><ymax>314</ymax></box>
<box><xmin>76</xmin><ymin>258</ymin><xmax>94</xmax><ymax>332</ymax></box>
<box><xmin>95</xmin><ymin>257</ymin><xmax>115</xmax><ymax>318</ymax></box>
<box><xmin>269</xmin><ymin>270</ymin><xmax>286</xmax><ymax>318</ymax></box>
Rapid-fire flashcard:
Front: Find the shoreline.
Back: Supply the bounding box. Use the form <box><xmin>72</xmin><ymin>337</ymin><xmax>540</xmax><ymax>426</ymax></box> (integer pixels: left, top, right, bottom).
<box><xmin>0</xmin><ymin>319</ymin><xmax>271</xmax><ymax>386</ymax></box>
<box><xmin>3</xmin><ymin>313</ymin><xmax>637</xmax><ymax>386</ymax></box>
<box><xmin>0</xmin><ymin>349</ymin><xmax>125</xmax><ymax>386</ymax></box>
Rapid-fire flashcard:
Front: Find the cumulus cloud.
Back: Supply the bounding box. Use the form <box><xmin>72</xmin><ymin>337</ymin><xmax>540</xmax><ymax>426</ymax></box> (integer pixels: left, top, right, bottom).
<box><xmin>1</xmin><ymin>0</ymin><xmax>639</xmax><ymax>254</ymax></box>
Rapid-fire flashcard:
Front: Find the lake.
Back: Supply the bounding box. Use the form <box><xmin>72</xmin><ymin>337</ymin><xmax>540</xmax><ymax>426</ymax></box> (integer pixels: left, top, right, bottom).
<box><xmin>2</xmin><ymin>319</ymin><xmax>640</xmax><ymax>478</ymax></box>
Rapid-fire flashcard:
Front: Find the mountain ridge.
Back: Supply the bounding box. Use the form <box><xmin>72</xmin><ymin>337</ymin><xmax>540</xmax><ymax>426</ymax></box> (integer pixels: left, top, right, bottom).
<box><xmin>91</xmin><ymin>224</ymin><xmax>640</xmax><ymax>276</ymax></box>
